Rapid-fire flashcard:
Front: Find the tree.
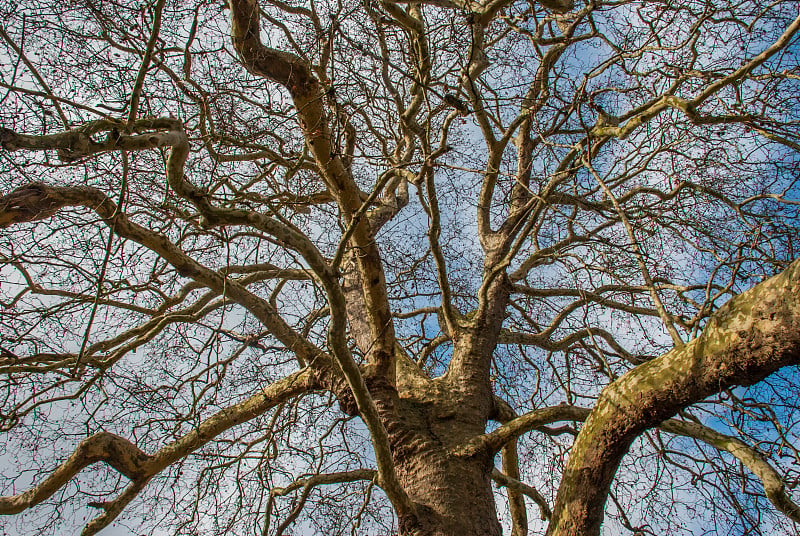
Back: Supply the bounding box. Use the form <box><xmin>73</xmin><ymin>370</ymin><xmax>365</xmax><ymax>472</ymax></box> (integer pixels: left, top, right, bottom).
<box><xmin>0</xmin><ymin>0</ymin><xmax>799</xmax><ymax>534</ymax></box>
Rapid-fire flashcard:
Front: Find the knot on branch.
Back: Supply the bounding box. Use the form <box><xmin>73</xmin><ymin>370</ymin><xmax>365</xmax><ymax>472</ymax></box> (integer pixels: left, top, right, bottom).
<box><xmin>0</xmin><ymin>183</ymin><xmax>62</xmax><ymax>228</ymax></box>
<box><xmin>0</xmin><ymin>127</ymin><xmax>19</xmax><ymax>151</ymax></box>
<box><xmin>79</xmin><ymin>431</ymin><xmax>153</xmax><ymax>482</ymax></box>
<box><xmin>443</xmin><ymin>93</ymin><xmax>472</xmax><ymax>116</ymax></box>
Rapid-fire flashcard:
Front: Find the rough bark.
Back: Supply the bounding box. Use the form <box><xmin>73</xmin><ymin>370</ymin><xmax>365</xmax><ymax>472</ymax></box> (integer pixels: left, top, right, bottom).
<box><xmin>395</xmin><ymin>446</ymin><xmax>500</xmax><ymax>536</ymax></box>
<box><xmin>546</xmin><ymin>258</ymin><xmax>800</xmax><ymax>536</ymax></box>
<box><xmin>389</xmin><ymin>360</ymin><xmax>503</xmax><ymax>535</ymax></box>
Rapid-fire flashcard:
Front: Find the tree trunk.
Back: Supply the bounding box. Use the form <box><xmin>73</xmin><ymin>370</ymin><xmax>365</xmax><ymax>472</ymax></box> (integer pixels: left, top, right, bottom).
<box><xmin>396</xmin><ymin>446</ymin><xmax>501</xmax><ymax>536</ymax></box>
<box><xmin>383</xmin><ymin>365</ymin><xmax>502</xmax><ymax>536</ymax></box>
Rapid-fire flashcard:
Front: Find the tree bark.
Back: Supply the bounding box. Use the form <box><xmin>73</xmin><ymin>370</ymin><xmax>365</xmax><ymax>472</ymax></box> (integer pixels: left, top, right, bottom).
<box><xmin>396</xmin><ymin>447</ymin><xmax>501</xmax><ymax>536</ymax></box>
<box><xmin>389</xmin><ymin>392</ymin><xmax>502</xmax><ymax>535</ymax></box>
<box><xmin>382</xmin><ymin>354</ymin><xmax>502</xmax><ymax>535</ymax></box>
<box><xmin>547</xmin><ymin>258</ymin><xmax>800</xmax><ymax>536</ymax></box>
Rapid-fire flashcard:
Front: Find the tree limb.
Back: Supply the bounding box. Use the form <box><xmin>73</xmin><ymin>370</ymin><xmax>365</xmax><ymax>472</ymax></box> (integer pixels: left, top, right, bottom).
<box><xmin>469</xmin><ymin>400</ymin><xmax>800</xmax><ymax>527</ymax></box>
<box><xmin>0</xmin><ymin>369</ymin><xmax>316</xmax><ymax>533</ymax></box>
<box><xmin>546</xmin><ymin>258</ymin><xmax>800</xmax><ymax>536</ymax></box>
<box><xmin>0</xmin><ymin>432</ymin><xmax>149</xmax><ymax>515</ymax></box>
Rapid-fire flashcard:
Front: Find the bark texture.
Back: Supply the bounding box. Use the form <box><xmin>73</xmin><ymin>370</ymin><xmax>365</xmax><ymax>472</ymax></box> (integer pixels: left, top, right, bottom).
<box><xmin>547</xmin><ymin>259</ymin><xmax>800</xmax><ymax>536</ymax></box>
<box><xmin>389</xmin><ymin>362</ymin><xmax>503</xmax><ymax>536</ymax></box>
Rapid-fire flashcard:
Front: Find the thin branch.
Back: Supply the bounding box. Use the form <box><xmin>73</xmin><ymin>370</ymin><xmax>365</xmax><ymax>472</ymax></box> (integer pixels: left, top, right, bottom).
<box><xmin>583</xmin><ymin>155</ymin><xmax>684</xmax><ymax>346</ymax></box>
<box><xmin>492</xmin><ymin>468</ymin><xmax>552</xmax><ymax>522</ymax></box>
<box><xmin>0</xmin><ymin>25</ymin><xmax>69</xmax><ymax>128</ymax></box>
<box><xmin>126</xmin><ymin>0</ymin><xmax>167</xmax><ymax>128</ymax></box>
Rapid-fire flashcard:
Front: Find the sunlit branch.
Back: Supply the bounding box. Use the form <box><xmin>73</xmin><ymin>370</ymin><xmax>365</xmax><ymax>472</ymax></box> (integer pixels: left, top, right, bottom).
<box><xmin>0</xmin><ymin>432</ymin><xmax>150</xmax><ymax>515</ymax></box>
<box><xmin>547</xmin><ymin>258</ymin><xmax>800</xmax><ymax>536</ymax></box>
<box><xmin>467</xmin><ymin>402</ymin><xmax>800</xmax><ymax>526</ymax></box>
<box><xmin>227</xmin><ymin>0</ymin><xmax>399</xmax><ymax>369</ymax></box>
<box><xmin>226</xmin><ymin>2</ymin><xmax>414</xmax><ymax>519</ymax></box>
<box><xmin>0</xmin><ymin>117</ymin><xmax>183</xmax><ymax>162</ymax></box>
<box><xmin>589</xmin><ymin>13</ymin><xmax>800</xmax><ymax>142</ymax></box>
<box><xmin>0</xmin><ymin>369</ymin><xmax>316</xmax><ymax>534</ymax></box>
<box><xmin>1</xmin><ymin>1</ymin><xmax>798</xmax><ymax>534</ymax></box>
<box><xmin>455</xmin><ymin>404</ymin><xmax>589</xmax><ymax>455</ymax></box>
<box><xmin>658</xmin><ymin>419</ymin><xmax>800</xmax><ymax>523</ymax></box>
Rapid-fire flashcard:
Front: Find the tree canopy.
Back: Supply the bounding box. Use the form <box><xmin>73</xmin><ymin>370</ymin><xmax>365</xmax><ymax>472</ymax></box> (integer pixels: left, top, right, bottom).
<box><xmin>0</xmin><ymin>0</ymin><xmax>799</xmax><ymax>534</ymax></box>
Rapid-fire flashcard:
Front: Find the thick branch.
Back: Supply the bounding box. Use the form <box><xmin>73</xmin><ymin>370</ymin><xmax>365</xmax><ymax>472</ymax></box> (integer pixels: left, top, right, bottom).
<box><xmin>470</xmin><ymin>401</ymin><xmax>800</xmax><ymax>526</ymax></box>
<box><xmin>546</xmin><ymin>258</ymin><xmax>800</xmax><ymax>536</ymax></box>
<box><xmin>227</xmin><ymin>0</ymin><xmax>397</xmax><ymax>372</ymax></box>
<box><xmin>0</xmin><ymin>118</ymin><xmax>183</xmax><ymax>162</ymax></box>
<box><xmin>226</xmin><ymin>0</ymin><xmax>411</xmax><ymax>517</ymax></box>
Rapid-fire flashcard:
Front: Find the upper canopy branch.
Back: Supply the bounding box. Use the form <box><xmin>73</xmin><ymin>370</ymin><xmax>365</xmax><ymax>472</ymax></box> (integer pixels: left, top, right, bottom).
<box><xmin>1</xmin><ymin>128</ymin><xmax>410</xmax><ymax>525</ymax></box>
<box><xmin>590</xmin><ymin>11</ymin><xmax>800</xmax><ymax>141</ymax></box>
<box><xmin>223</xmin><ymin>17</ymin><xmax>409</xmax><ymax>518</ymax></box>
<box><xmin>227</xmin><ymin>0</ymin><xmax>398</xmax><ymax>369</ymax></box>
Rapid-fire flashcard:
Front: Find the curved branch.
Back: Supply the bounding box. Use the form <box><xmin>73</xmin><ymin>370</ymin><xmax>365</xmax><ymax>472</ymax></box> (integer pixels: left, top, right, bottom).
<box><xmin>0</xmin><ymin>432</ymin><xmax>150</xmax><ymax>514</ymax></box>
<box><xmin>456</xmin><ymin>405</ymin><xmax>589</xmax><ymax>455</ymax></box>
<box><xmin>226</xmin><ymin>0</ymin><xmax>411</xmax><ymax>518</ymax></box>
<box><xmin>546</xmin><ymin>258</ymin><xmax>800</xmax><ymax>536</ymax></box>
<box><xmin>267</xmin><ymin>469</ymin><xmax>377</xmax><ymax>535</ymax></box>
<box><xmin>148</xmin><ymin>369</ymin><xmax>316</xmax><ymax>469</ymax></box>
<box><xmin>227</xmin><ymin>0</ymin><xmax>397</xmax><ymax>372</ymax></box>
<box><xmin>658</xmin><ymin>419</ymin><xmax>800</xmax><ymax>524</ymax></box>
<box><xmin>589</xmin><ymin>12</ymin><xmax>800</xmax><ymax>141</ymax></box>
<box><xmin>492</xmin><ymin>468</ymin><xmax>552</xmax><ymax>522</ymax></box>
<box><xmin>0</xmin><ymin>369</ymin><xmax>316</xmax><ymax>533</ymax></box>
<box><xmin>1</xmin><ymin>182</ymin><xmax>410</xmax><ymax>524</ymax></box>
<box><xmin>0</xmin><ymin>183</ymin><xmax>329</xmax><ymax>366</ymax></box>
<box><xmin>0</xmin><ymin>117</ymin><xmax>184</xmax><ymax>162</ymax></box>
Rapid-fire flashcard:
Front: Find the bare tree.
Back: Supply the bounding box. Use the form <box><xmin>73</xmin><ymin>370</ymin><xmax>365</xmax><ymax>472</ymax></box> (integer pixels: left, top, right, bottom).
<box><xmin>1</xmin><ymin>0</ymin><xmax>799</xmax><ymax>534</ymax></box>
